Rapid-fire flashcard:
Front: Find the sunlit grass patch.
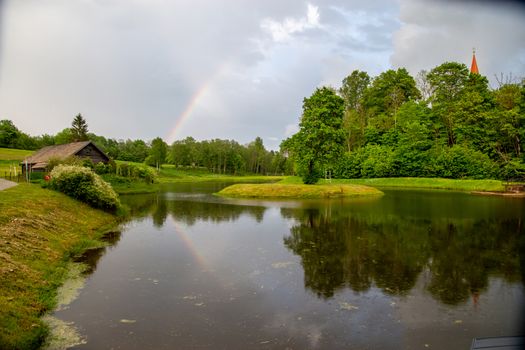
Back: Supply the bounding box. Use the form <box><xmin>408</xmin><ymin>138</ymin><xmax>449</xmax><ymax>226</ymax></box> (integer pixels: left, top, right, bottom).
<box><xmin>216</xmin><ymin>183</ymin><xmax>383</xmax><ymax>199</ymax></box>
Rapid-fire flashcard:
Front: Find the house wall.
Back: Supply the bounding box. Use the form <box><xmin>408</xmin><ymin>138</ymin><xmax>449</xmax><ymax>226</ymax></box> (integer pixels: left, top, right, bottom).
<box><xmin>76</xmin><ymin>144</ymin><xmax>109</xmax><ymax>163</ymax></box>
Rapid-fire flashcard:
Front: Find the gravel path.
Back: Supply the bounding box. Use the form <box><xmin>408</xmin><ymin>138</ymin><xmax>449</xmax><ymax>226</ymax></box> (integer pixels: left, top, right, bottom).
<box><xmin>0</xmin><ymin>178</ymin><xmax>18</xmax><ymax>191</ymax></box>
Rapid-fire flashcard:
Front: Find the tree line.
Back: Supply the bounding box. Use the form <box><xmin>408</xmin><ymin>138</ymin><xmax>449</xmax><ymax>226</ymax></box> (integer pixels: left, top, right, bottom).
<box><xmin>0</xmin><ymin>115</ymin><xmax>292</xmax><ymax>175</ymax></box>
<box><xmin>283</xmin><ymin>62</ymin><xmax>524</xmax><ymax>183</ymax></box>
<box><xmin>2</xmin><ymin>60</ymin><xmax>523</xmax><ymax>181</ymax></box>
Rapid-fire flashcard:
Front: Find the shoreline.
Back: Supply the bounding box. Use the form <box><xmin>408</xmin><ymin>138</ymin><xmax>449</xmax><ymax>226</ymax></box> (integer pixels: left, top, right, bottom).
<box><xmin>0</xmin><ymin>183</ymin><xmax>120</xmax><ymax>349</ymax></box>
<box><xmin>471</xmin><ymin>191</ymin><xmax>525</xmax><ymax>197</ymax></box>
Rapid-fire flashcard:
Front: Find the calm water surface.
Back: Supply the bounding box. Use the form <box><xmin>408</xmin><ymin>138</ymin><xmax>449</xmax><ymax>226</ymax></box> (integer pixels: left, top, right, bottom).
<box><xmin>55</xmin><ymin>183</ymin><xmax>525</xmax><ymax>349</ymax></box>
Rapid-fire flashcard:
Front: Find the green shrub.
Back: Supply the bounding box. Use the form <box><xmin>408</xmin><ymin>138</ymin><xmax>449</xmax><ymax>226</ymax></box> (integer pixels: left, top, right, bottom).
<box><xmin>334</xmin><ymin>150</ymin><xmax>365</xmax><ymax>179</ymax></box>
<box><xmin>334</xmin><ymin>146</ymin><xmax>395</xmax><ymax>179</ymax></box>
<box><xmin>434</xmin><ymin>145</ymin><xmax>497</xmax><ymax>179</ymax></box>
<box><xmin>500</xmin><ymin>159</ymin><xmax>525</xmax><ymax>181</ymax></box>
<box><xmin>361</xmin><ymin>145</ymin><xmax>395</xmax><ymax>178</ymax></box>
<box><xmin>116</xmin><ymin>162</ymin><xmax>157</xmax><ymax>183</ymax></box>
<box><xmin>49</xmin><ymin>165</ymin><xmax>120</xmax><ymax>211</ymax></box>
<box><xmin>94</xmin><ymin>162</ymin><xmax>110</xmax><ymax>174</ymax></box>
<box><xmin>45</xmin><ymin>156</ymin><xmax>84</xmax><ymax>172</ymax></box>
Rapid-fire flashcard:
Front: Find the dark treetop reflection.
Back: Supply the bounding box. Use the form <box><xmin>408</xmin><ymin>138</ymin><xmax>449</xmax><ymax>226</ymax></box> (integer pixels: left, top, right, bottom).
<box><xmin>282</xmin><ymin>205</ymin><xmax>523</xmax><ymax>304</ymax></box>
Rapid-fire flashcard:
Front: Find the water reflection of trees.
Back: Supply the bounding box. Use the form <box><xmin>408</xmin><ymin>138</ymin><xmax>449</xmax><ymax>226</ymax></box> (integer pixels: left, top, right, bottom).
<box><xmin>121</xmin><ymin>194</ymin><xmax>267</xmax><ymax>227</ymax></box>
<box><xmin>74</xmin><ymin>231</ymin><xmax>122</xmax><ymax>274</ymax></box>
<box><xmin>282</xmin><ymin>207</ymin><xmax>523</xmax><ymax>305</ymax></box>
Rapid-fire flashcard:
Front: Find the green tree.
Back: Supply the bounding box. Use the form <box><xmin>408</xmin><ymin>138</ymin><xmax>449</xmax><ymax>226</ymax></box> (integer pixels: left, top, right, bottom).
<box><xmin>146</xmin><ymin>137</ymin><xmax>168</xmax><ymax>169</ymax></box>
<box><xmin>293</xmin><ymin>87</ymin><xmax>345</xmax><ymax>184</ymax></box>
<box><xmin>169</xmin><ymin>137</ymin><xmax>198</xmax><ymax>167</ymax></box>
<box><xmin>245</xmin><ymin>136</ymin><xmax>266</xmax><ymax>174</ymax></box>
<box><xmin>55</xmin><ymin>128</ymin><xmax>74</xmax><ymax>144</ymax></box>
<box><xmin>490</xmin><ymin>83</ymin><xmax>524</xmax><ymax>161</ymax></box>
<box><xmin>339</xmin><ymin>70</ymin><xmax>371</xmax><ymax>151</ymax></box>
<box><xmin>70</xmin><ymin>114</ymin><xmax>89</xmax><ymax>142</ymax></box>
<box><xmin>364</xmin><ymin>68</ymin><xmax>421</xmax><ymax>129</ymax></box>
<box><xmin>0</xmin><ymin>120</ymin><xmax>21</xmax><ymax>148</ymax></box>
<box><xmin>427</xmin><ymin>62</ymin><xmax>470</xmax><ymax>146</ymax></box>
<box><xmin>340</xmin><ymin>70</ymin><xmax>370</xmax><ymax>111</ymax></box>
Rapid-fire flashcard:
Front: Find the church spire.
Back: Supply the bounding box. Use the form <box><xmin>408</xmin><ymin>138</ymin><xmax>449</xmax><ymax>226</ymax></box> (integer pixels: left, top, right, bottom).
<box><xmin>470</xmin><ymin>48</ymin><xmax>479</xmax><ymax>74</ymax></box>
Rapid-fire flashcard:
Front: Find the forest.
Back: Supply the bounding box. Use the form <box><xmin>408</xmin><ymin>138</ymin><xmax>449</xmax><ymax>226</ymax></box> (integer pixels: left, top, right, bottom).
<box><xmin>283</xmin><ymin>62</ymin><xmax>524</xmax><ymax>183</ymax></box>
<box><xmin>1</xmin><ymin>61</ymin><xmax>523</xmax><ymax>182</ymax></box>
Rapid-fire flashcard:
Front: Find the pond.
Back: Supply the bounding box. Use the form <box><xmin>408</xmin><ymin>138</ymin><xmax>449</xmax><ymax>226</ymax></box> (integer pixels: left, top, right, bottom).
<box><xmin>53</xmin><ymin>182</ymin><xmax>525</xmax><ymax>349</ymax></box>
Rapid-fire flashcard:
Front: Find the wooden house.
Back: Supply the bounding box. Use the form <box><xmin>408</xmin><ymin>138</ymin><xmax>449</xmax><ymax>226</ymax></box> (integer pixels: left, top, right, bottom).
<box><xmin>21</xmin><ymin>141</ymin><xmax>109</xmax><ymax>173</ymax></box>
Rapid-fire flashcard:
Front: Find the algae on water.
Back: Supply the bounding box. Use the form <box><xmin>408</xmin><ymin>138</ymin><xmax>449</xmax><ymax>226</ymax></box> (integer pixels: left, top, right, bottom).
<box><xmin>43</xmin><ymin>263</ymin><xmax>89</xmax><ymax>350</ymax></box>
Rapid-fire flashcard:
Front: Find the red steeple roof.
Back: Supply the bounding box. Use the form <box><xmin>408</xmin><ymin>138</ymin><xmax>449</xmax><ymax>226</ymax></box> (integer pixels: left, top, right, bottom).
<box><xmin>470</xmin><ymin>49</ymin><xmax>479</xmax><ymax>74</ymax></box>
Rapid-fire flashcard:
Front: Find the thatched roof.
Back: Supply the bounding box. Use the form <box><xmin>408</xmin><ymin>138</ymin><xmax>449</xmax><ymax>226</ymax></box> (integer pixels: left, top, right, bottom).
<box><xmin>21</xmin><ymin>141</ymin><xmax>107</xmax><ymax>169</ymax></box>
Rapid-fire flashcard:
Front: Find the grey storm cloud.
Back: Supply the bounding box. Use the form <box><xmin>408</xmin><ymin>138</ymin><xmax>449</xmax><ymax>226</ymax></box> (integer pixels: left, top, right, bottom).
<box><xmin>391</xmin><ymin>0</ymin><xmax>525</xmax><ymax>85</ymax></box>
<box><xmin>0</xmin><ymin>0</ymin><xmax>523</xmax><ymax>150</ymax></box>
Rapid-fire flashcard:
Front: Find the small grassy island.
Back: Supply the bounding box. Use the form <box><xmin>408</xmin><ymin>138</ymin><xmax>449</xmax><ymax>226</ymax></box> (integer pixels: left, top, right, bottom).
<box><xmin>216</xmin><ymin>183</ymin><xmax>383</xmax><ymax>199</ymax></box>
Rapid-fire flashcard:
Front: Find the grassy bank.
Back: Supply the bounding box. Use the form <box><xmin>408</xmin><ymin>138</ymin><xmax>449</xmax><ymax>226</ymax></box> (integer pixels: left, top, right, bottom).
<box><xmin>0</xmin><ymin>183</ymin><xmax>117</xmax><ymax>349</ymax></box>
<box><xmin>315</xmin><ymin>177</ymin><xmax>505</xmax><ymax>192</ymax></box>
<box><xmin>216</xmin><ymin>183</ymin><xmax>383</xmax><ymax>199</ymax></box>
<box><xmin>279</xmin><ymin>176</ymin><xmax>505</xmax><ymax>192</ymax></box>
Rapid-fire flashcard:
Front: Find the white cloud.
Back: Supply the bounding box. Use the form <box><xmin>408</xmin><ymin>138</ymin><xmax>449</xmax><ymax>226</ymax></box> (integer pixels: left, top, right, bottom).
<box><xmin>261</xmin><ymin>3</ymin><xmax>321</xmax><ymax>42</ymax></box>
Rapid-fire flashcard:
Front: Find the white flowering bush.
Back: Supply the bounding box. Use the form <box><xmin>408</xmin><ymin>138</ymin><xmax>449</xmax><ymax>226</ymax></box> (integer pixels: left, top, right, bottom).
<box><xmin>49</xmin><ymin>165</ymin><xmax>120</xmax><ymax>211</ymax></box>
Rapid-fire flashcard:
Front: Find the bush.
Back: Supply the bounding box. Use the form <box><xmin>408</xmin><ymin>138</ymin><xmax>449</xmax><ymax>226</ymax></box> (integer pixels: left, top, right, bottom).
<box><xmin>434</xmin><ymin>145</ymin><xmax>497</xmax><ymax>179</ymax></box>
<box><xmin>49</xmin><ymin>165</ymin><xmax>120</xmax><ymax>211</ymax></box>
<box><xmin>500</xmin><ymin>159</ymin><xmax>525</xmax><ymax>181</ymax></box>
<box><xmin>334</xmin><ymin>150</ymin><xmax>365</xmax><ymax>179</ymax></box>
<box><xmin>392</xmin><ymin>148</ymin><xmax>431</xmax><ymax>177</ymax></box>
<box><xmin>361</xmin><ymin>145</ymin><xmax>395</xmax><ymax>178</ymax></box>
<box><xmin>116</xmin><ymin>162</ymin><xmax>157</xmax><ymax>183</ymax></box>
<box><xmin>94</xmin><ymin>162</ymin><xmax>111</xmax><ymax>175</ymax></box>
<box><xmin>334</xmin><ymin>145</ymin><xmax>395</xmax><ymax>179</ymax></box>
<box><xmin>45</xmin><ymin>156</ymin><xmax>84</xmax><ymax>172</ymax></box>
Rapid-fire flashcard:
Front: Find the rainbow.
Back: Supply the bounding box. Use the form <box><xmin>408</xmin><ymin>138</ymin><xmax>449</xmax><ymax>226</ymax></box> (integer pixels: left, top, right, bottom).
<box><xmin>169</xmin><ymin>217</ymin><xmax>209</xmax><ymax>272</ymax></box>
<box><xmin>166</xmin><ymin>63</ymin><xmax>230</xmax><ymax>144</ymax></box>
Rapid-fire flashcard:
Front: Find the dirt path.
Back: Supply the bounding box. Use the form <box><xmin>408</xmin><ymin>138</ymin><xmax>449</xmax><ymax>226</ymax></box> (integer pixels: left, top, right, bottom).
<box><xmin>0</xmin><ymin>178</ymin><xmax>18</xmax><ymax>191</ymax></box>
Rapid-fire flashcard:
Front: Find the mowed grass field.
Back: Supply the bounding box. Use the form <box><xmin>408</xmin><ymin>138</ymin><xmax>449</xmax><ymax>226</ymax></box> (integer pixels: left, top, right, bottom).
<box><xmin>0</xmin><ymin>148</ymin><xmax>33</xmax><ymax>177</ymax></box>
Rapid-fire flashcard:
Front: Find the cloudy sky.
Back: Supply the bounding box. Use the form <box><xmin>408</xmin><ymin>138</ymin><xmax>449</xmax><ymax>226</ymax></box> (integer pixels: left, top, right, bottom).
<box><xmin>0</xmin><ymin>0</ymin><xmax>524</xmax><ymax>149</ymax></box>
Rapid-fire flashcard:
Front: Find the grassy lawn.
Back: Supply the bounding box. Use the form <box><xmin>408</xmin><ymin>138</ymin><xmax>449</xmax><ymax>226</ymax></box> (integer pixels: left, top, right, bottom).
<box><xmin>0</xmin><ymin>184</ymin><xmax>117</xmax><ymax>349</ymax></box>
<box><xmin>216</xmin><ymin>183</ymin><xmax>383</xmax><ymax>199</ymax></box>
<box><xmin>0</xmin><ymin>148</ymin><xmax>33</xmax><ymax>177</ymax></box>
<box><xmin>159</xmin><ymin>165</ymin><xmax>283</xmax><ymax>183</ymax></box>
<box><xmin>0</xmin><ymin>148</ymin><xmax>34</xmax><ymax>160</ymax></box>
<box><xmin>104</xmin><ymin>163</ymin><xmax>284</xmax><ymax>194</ymax></box>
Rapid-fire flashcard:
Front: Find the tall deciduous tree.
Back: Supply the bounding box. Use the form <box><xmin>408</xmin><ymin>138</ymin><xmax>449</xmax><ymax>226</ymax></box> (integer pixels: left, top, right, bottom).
<box><xmin>246</xmin><ymin>136</ymin><xmax>266</xmax><ymax>174</ymax></box>
<box><xmin>293</xmin><ymin>87</ymin><xmax>345</xmax><ymax>184</ymax></box>
<box><xmin>364</xmin><ymin>68</ymin><xmax>421</xmax><ymax>117</ymax></box>
<box><xmin>427</xmin><ymin>62</ymin><xmax>469</xmax><ymax>146</ymax></box>
<box><xmin>147</xmin><ymin>137</ymin><xmax>168</xmax><ymax>169</ymax></box>
<box><xmin>340</xmin><ymin>70</ymin><xmax>370</xmax><ymax>111</ymax></box>
<box><xmin>340</xmin><ymin>70</ymin><xmax>371</xmax><ymax>151</ymax></box>
<box><xmin>70</xmin><ymin>114</ymin><xmax>89</xmax><ymax>142</ymax></box>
